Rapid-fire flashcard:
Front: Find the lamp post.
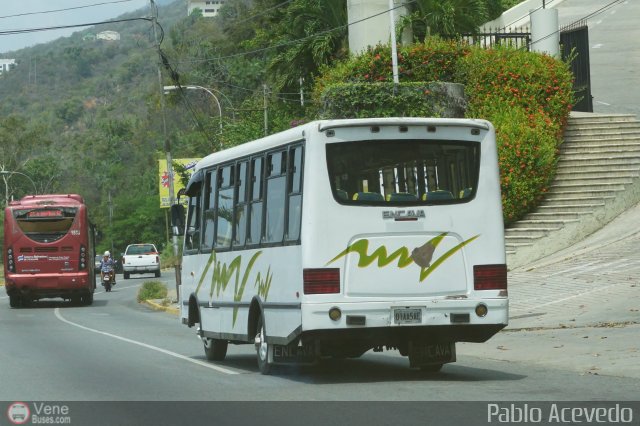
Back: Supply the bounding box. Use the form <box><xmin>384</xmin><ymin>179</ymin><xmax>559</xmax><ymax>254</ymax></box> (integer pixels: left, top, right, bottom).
<box><xmin>0</xmin><ymin>170</ymin><xmax>38</xmax><ymax>195</ymax></box>
<box><xmin>163</xmin><ymin>85</ymin><xmax>226</xmax><ymax>131</ymax></box>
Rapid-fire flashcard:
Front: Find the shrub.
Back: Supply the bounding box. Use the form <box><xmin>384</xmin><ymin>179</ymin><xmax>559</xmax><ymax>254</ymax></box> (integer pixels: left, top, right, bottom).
<box><xmin>137</xmin><ymin>281</ymin><xmax>168</xmax><ymax>302</ymax></box>
<box><xmin>319</xmin><ymin>81</ymin><xmax>466</xmax><ymax>119</ymax></box>
<box><xmin>457</xmin><ymin>46</ymin><xmax>573</xmax><ymax>221</ymax></box>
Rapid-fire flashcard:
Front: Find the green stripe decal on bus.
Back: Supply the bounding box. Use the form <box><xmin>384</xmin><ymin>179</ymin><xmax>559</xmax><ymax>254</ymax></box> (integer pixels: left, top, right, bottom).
<box><xmin>418</xmin><ymin>235</ymin><xmax>479</xmax><ymax>281</ymax></box>
<box><xmin>326</xmin><ymin>233</ymin><xmax>479</xmax><ymax>283</ymax></box>
<box><xmin>195</xmin><ymin>250</ymin><xmax>273</xmax><ymax>326</ymax></box>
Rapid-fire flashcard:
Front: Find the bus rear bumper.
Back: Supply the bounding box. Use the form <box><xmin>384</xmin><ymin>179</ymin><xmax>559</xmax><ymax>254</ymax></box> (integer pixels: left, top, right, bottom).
<box><xmin>5</xmin><ymin>273</ymin><xmax>93</xmax><ymax>300</ymax></box>
<box><xmin>301</xmin><ymin>298</ymin><xmax>508</xmax><ymax>344</ymax></box>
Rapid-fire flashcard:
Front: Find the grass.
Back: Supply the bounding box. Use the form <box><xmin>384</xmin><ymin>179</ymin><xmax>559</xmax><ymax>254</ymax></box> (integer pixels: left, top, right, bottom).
<box><xmin>136</xmin><ymin>280</ymin><xmax>168</xmax><ymax>303</ymax></box>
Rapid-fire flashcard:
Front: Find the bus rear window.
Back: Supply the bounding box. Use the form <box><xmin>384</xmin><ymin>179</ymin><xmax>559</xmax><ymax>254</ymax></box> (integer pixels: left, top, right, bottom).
<box><xmin>13</xmin><ymin>208</ymin><xmax>78</xmax><ymax>243</ymax></box>
<box><xmin>326</xmin><ymin>139</ymin><xmax>480</xmax><ymax>205</ymax></box>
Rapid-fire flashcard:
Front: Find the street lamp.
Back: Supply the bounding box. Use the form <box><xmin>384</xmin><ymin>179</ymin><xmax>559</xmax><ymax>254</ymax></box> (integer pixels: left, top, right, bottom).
<box><xmin>0</xmin><ymin>170</ymin><xmax>37</xmax><ymax>195</ymax></box>
<box><xmin>163</xmin><ymin>85</ymin><xmax>226</xmax><ymax>132</ymax></box>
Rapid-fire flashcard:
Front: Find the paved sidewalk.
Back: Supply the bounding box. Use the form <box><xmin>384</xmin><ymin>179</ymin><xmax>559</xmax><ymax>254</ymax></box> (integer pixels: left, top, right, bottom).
<box><xmin>459</xmin><ymin>202</ymin><xmax>640</xmax><ymax>378</ymax></box>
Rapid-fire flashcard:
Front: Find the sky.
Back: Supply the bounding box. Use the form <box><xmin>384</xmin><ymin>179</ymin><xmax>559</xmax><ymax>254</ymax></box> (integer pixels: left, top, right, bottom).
<box><xmin>0</xmin><ymin>0</ymin><xmax>152</xmax><ymax>54</ymax></box>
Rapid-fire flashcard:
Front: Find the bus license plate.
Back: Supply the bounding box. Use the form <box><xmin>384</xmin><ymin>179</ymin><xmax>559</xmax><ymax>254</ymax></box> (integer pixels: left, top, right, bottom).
<box><xmin>393</xmin><ymin>308</ymin><xmax>422</xmax><ymax>325</ymax></box>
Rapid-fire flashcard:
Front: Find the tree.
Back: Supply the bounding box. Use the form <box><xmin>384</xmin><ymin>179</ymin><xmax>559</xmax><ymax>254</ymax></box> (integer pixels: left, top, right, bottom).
<box><xmin>402</xmin><ymin>0</ymin><xmax>489</xmax><ymax>40</ymax></box>
<box><xmin>265</xmin><ymin>0</ymin><xmax>349</xmax><ymax>92</ymax></box>
<box><xmin>0</xmin><ymin>116</ymin><xmax>48</xmax><ymax>205</ymax></box>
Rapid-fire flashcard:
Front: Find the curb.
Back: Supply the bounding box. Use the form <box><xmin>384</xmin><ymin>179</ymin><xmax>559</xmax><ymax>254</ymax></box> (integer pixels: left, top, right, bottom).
<box><xmin>143</xmin><ymin>299</ymin><xmax>180</xmax><ymax>316</ymax></box>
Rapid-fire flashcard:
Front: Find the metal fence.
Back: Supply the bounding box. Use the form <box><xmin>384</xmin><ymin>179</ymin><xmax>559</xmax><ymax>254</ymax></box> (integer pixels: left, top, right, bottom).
<box><xmin>446</xmin><ymin>27</ymin><xmax>531</xmax><ymax>51</ymax></box>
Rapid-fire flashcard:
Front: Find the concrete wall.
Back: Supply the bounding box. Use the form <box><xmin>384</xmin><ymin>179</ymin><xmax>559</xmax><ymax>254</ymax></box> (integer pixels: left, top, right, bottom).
<box><xmin>482</xmin><ymin>0</ymin><xmax>568</xmax><ymax>30</ymax></box>
<box><xmin>347</xmin><ymin>0</ymin><xmax>409</xmax><ymax>54</ymax></box>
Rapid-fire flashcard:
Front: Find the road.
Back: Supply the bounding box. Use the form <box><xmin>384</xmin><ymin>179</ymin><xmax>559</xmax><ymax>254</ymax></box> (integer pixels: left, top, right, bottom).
<box><xmin>0</xmin><ymin>274</ymin><xmax>637</xmax><ymax>400</ymax></box>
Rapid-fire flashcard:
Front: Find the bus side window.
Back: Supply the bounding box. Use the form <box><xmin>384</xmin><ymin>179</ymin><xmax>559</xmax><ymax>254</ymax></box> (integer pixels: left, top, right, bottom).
<box><xmin>233</xmin><ymin>161</ymin><xmax>249</xmax><ymax>248</ymax></box>
<box><xmin>216</xmin><ymin>165</ymin><xmax>234</xmax><ymax>249</ymax></box>
<box><xmin>286</xmin><ymin>145</ymin><xmax>303</xmax><ymax>242</ymax></box>
<box><xmin>265</xmin><ymin>150</ymin><xmax>286</xmax><ymax>243</ymax></box>
<box><xmin>184</xmin><ymin>177</ymin><xmax>203</xmax><ymax>254</ymax></box>
<box><xmin>201</xmin><ymin>168</ymin><xmax>217</xmax><ymax>251</ymax></box>
<box><xmin>247</xmin><ymin>157</ymin><xmax>264</xmax><ymax>246</ymax></box>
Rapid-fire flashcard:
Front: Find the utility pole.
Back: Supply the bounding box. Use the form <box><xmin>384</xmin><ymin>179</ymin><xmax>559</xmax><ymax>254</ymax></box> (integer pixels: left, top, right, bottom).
<box><xmin>108</xmin><ymin>190</ymin><xmax>114</xmax><ymax>255</ymax></box>
<box><xmin>299</xmin><ymin>77</ymin><xmax>305</xmax><ymax>107</ymax></box>
<box><xmin>263</xmin><ymin>84</ymin><xmax>268</xmax><ymax>136</ymax></box>
<box><xmin>150</xmin><ymin>0</ymin><xmax>181</xmax><ymax>292</ymax></box>
<box><xmin>389</xmin><ymin>0</ymin><xmax>400</xmax><ymax>84</ymax></box>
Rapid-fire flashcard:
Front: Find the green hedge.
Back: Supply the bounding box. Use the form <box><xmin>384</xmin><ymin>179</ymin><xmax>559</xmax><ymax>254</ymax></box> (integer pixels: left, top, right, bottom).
<box><xmin>313</xmin><ymin>39</ymin><xmax>574</xmax><ymax>223</ymax></box>
<box><xmin>319</xmin><ymin>81</ymin><xmax>466</xmax><ymax>119</ymax></box>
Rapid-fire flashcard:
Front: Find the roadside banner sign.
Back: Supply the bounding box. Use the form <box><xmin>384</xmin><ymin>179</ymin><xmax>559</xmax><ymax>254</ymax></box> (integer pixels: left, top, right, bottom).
<box><xmin>158</xmin><ymin>158</ymin><xmax>199</xmax><ymax>208</ymax></box>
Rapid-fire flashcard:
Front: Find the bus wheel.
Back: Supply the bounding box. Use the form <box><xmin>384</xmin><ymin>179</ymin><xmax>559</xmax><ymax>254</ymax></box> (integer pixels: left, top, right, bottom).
<box><xmin>9</xmin><ymin>295</ymin><xmax>21</xmax><ymax>308</ymax></box>
<box><xmin>203</xmin><ymin>338</ymin><xmax>228</xmax><ymax>361</ymax></box>
<box><xmin>83</xmin><ymin>293</ymin><xmax>94</xmax><ymax>306</ymax></box>
<box><xmin>124</xmin><ymin>272</ymin><xmax>130</xmax><ymax>280</ymax></box>
<box><xmin>254</xmin><ymin>316</ymin><xmax>272</xmax><ymax>375</ymax></box>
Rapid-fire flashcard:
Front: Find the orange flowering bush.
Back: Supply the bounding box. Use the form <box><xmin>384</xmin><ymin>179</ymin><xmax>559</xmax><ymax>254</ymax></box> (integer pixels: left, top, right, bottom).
<box><xmin>456</xmin><ymin>47</ymin><xmax>574</xmax><ymax>222</ymax></box>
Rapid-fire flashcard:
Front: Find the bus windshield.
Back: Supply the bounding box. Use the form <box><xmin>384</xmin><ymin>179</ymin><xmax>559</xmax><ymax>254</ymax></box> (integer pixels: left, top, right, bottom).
<box><xmin>13</xmin><ymin>207</ymin><xmax>78</xmax><ymax>243</ymax></box>
<box><xmin>326</xmin><ymin>139</ymin><xmax>480</xmax><ymax>205</ymax></box>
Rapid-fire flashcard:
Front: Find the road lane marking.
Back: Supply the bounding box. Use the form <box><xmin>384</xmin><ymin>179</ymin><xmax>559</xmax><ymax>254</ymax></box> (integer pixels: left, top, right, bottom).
<box><xmin>54</xmin><ymin>308</ymin><xmax>239</xmax><ymax>375</ymax></box>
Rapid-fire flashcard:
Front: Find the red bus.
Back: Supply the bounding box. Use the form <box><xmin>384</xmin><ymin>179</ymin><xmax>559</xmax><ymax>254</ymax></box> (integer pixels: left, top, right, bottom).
<box><xmin>3</xmin><ymin>194</ymin><xmax>95</xmax><ymax>307</ymax></box>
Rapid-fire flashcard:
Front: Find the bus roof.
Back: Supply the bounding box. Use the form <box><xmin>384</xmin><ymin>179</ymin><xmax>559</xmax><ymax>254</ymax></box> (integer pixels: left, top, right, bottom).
<box><xmin>8</xmin><ymin>194</ymin><xmax>85</xmax><ymax>207</ymax></box>
<box><xmin>194</xmin><ymin>117</ymin><xmax>491</xmax><ymax>174</ymax></box>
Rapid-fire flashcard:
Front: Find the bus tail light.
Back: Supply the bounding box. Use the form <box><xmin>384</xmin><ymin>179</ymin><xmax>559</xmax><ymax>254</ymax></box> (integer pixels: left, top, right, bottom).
<box><xmin>79</xmin><ymin>245</ymin><xmax>87</xmax><ymax>270</ymax></box>
<box><xmin>303</xmin><ymin>268</ymin><xmax>340</xmax><ymax>294</ymax></box>
<box><xmin>474</xmin><ymin>264</ymin><xmax>507</xmax><ymax>290</ymax></box>
<box><xmin>7</xmin><ymin>247</ymin><xmax>15</xmax><ymax>273</ymax></box>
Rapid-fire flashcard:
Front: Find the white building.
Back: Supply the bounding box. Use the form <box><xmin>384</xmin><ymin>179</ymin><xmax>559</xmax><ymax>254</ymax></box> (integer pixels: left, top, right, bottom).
<box><xmin>347</xmin><ymin>0</ymin><xmax>410</xmax><ymax>55</ymax></box>
<box><xmin>0</xmin><ymin>59</ymin><xmax>16</xmax><ymax>74</ymax></box>
<box><xmin>188</xmin><ymin>1</ymin><xmax>226</xmax><ymax>17</ymax></box>
<box><xmin>96</xmin><ymin>31</ymin><xmax>121</xmax><ymax>41</ymax></box>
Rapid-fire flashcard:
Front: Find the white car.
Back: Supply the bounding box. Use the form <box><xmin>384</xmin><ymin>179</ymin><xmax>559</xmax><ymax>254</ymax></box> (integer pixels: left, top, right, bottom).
<box><xmin>121</xmin><ymin>244</ymin><xmax>161</xmax><ymax>279</ymax></box>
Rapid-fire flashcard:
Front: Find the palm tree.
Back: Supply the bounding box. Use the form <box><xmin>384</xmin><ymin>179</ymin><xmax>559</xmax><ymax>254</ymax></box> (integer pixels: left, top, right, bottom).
<box><xmin>404</xmin><ymin>0</ymin><xmax>488</xmax><ymax>40</ymax></box>
<box><xmin>266</xmin><ymin>0</ymin><xmax>349</xmax><ymax>93</ymax></box>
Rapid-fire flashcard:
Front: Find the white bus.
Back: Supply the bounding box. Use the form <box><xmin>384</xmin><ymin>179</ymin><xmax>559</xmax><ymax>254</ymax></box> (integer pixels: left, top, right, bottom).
<box><xmin>173</xmin><ymin>117</ymin><xmax>508</xmax><ymax>374</ymax></box>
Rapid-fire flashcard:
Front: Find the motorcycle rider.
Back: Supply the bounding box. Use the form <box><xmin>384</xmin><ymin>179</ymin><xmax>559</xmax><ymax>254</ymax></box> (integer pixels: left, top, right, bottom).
<box><xmin>99</xmin><ymin>251</ymin><xmax>116</xmax><ymax>286</ymax></box>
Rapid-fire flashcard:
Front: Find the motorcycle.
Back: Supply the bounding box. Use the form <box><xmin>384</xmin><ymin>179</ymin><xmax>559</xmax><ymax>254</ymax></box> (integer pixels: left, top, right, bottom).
<box><xmin>102</xmin><ymin>270</ymin><xmax>115</xmax><ymax>292</ymax></box>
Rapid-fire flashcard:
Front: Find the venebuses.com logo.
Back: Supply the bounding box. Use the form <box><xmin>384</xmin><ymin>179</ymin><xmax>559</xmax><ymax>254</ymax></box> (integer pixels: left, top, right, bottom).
<box><xmin>6</xmin><ymin>402</ymin><xmax>71</xmax><ymax>425</ymax></box>
<box><xmin>7</xmin><ymin>402</ymin><xmax>30</xmax><ymax>425</ymax></box>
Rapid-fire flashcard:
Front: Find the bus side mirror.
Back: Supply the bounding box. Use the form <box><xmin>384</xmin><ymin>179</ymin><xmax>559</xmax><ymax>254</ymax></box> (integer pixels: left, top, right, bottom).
<box><xmin>170</xmin><ymin>204</ymin><xmax>185</xmax><ymax>236</ymax></box>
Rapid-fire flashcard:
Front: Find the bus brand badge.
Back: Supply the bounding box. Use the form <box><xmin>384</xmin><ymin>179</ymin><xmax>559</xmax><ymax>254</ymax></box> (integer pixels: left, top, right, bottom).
<box><xmin>382</xmin><ymin>210</ymin><xmax>426</xmax><ymax>220</ymax></box>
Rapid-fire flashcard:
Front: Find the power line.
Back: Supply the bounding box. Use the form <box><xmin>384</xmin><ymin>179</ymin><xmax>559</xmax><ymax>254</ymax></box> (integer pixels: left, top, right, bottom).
<box><xmin>177</xmin><ymin>0</ymin><xmax>415</xmax><ymax>64</ymax></box>
<box><xmin>0</xmin><ymin>0</ymin><xmax>140</xmax><ymax>20</ymax></box>
<box><xmin>229</xmin><ymin>0</ymin><xmax>294</xmax><ymax>26</ymax></box>
<box><xmin>525</xmin><ymin>0</ymin><xmax>625</xmax><ymax>51</ymax></box>
<box><xmin>492</xmin><ymin>0</ymin><xmax>564</xmax><ymax>31</ymax></box>
<box><xmin>0</xmin><ymin>17</ymin><xmax>151</xmax><ymax>36</ymax></box>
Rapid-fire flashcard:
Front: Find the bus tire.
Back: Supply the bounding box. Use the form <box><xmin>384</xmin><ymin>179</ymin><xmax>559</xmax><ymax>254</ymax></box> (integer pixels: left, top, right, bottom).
<box><xmin>255</xmin><ymin>316</ymin><xmax>272</xmax><ymax>375</ymax></box>
<box><xmin>9</xmin><ymin>294</ymin><xmax>21</xmax><ymax>308</ymax></box>
<box><xmin>83</xmin><ymin>293</ymin><xmax>94</xmax><ymax>306</ymax></box>
<box><xmin>124</xmin><ymin>272</ymin><xmax>130</xmax><ymax>280</ymax></box>
<box><xmin>155</xmin><ymin>270</ymin><xmax>161</xmax><ymax>278</ymax></box>
<box><xmin>204</xmin><ymin>338</ymin><xmax>228</xmax><ymax>361</ymax></box>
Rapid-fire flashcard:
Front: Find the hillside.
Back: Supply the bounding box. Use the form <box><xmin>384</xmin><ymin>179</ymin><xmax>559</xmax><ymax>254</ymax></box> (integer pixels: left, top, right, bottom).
<box><xmin>0</xmin><ymin>0</ymin><xmax>188</xmax><ymax>253</ymax></box>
